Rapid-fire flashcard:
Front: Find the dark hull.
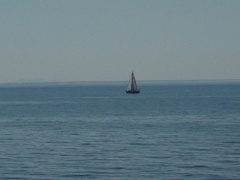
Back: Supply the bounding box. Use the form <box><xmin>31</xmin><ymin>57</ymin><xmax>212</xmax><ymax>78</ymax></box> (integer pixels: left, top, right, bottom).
<box><xmin>126</xmin><ymin>90</ymin><xmax>140</xmax><ymax>94</ymax></box>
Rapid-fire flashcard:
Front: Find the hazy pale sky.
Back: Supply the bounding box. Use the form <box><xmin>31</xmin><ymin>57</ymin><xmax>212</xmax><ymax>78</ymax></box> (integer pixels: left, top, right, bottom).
<box><xmin>0</xmin><ymin>0</ymin><xmax>240</xmax><ymax>83</ymax></box>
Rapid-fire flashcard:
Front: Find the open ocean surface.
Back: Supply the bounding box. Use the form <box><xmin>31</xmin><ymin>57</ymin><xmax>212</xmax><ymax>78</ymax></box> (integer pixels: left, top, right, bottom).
<box><xmin>0</xmin><ymin>81</ymin><xmax>240</xmax><ymax>179</ymax></box>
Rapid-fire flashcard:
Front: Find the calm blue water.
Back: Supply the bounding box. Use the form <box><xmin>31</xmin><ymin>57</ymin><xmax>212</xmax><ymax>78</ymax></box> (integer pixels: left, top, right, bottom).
<box><xmin>0</xmin><ymin>81</ymin><xmax>240</xmax><ymax>179</ymax></box>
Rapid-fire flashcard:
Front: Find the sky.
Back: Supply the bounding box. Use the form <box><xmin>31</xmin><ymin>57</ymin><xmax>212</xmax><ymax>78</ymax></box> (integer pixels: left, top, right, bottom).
<box><xmin>0</xmin><ymin>0</ymin><xmax>240</xmax><ymax>83</ymax></box>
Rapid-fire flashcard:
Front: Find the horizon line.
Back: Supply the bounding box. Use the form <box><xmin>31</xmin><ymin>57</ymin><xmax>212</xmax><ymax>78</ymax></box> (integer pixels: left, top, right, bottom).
<box><xmin>1</xmin><ymin>78</ymin><xmax>240</xmax><ymax>86</ymax></box>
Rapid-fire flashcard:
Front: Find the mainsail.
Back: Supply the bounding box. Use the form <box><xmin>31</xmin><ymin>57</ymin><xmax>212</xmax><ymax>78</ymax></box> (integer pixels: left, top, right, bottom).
<box><xmin>126</xmin><ymin>72</ymin><xmax>140</xmax><ymax>94</ymax></box>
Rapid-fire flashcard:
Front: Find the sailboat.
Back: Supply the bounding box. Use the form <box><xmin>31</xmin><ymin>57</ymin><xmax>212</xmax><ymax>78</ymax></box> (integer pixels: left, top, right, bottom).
<box><xmin>126</xmin><ymin>71</ymin><xmax>140</xmax><ymax>94</ymax></box>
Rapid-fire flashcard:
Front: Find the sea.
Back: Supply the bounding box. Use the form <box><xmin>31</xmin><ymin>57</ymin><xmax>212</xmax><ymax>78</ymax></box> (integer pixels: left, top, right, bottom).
<box><xmin>0</xmin><ymin>81</ymin><xmax>240</xmax><ymax>179</ymax></box>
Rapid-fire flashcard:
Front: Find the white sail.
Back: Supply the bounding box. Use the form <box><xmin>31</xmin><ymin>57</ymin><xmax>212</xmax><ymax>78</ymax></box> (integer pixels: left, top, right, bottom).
<box><xmin>126</xmin><ymin>72</ymin><xmax>140</xmax><ymax>93</ymax></box>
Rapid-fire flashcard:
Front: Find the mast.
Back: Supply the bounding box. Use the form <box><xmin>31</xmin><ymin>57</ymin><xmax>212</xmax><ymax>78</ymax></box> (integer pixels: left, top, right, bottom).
<box><xmin>131</xmin><ymin>72</ymin><xmax>134</xmax><ymax>91</ymax></box>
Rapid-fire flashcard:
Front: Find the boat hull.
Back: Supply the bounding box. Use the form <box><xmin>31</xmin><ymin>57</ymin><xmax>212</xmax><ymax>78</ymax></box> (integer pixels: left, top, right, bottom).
<box><xmin>126</xmin><ymin>90</ymin><xmax>140</xmax><ymax>94</ymax></box>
